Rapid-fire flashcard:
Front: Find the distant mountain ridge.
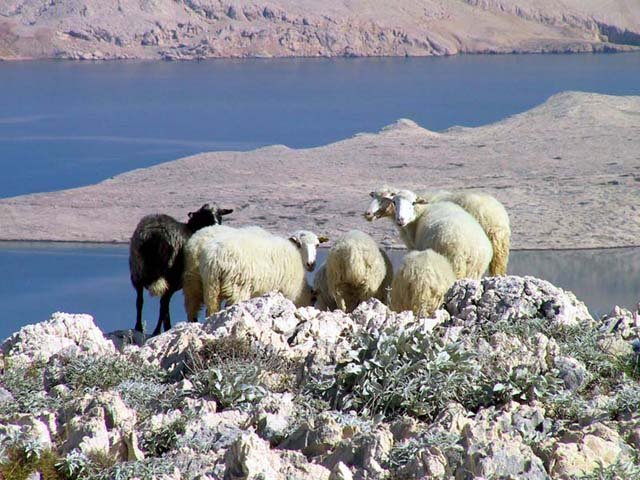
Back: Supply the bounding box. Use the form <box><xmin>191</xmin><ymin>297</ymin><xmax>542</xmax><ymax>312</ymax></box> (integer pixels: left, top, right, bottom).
<box><xmin>0</xmin><ymin>0</ymin><xmax>639</xmax><ymax>60</ymax></box>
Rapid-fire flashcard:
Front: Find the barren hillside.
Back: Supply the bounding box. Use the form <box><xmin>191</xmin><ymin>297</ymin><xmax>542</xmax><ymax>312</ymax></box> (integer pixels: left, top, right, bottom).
<box><xmin>0</xmin><ymin>92</ymin><xmax>638</xmax><ymax>250</ymax></box>
<box><xmin>0</xmin><ymin>0</ymin><xmax>639</xmax><ymax>60</ymax></box>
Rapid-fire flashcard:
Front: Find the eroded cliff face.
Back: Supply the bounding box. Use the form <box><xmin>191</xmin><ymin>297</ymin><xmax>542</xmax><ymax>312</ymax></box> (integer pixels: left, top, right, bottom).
<box><xmin>0</xmin><ymin>0</ymin><xmax>639</xmax><ymax>60</ymax></box>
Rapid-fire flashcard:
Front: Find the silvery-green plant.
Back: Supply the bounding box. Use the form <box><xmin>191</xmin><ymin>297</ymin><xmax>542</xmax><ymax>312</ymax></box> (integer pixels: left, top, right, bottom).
<box><xmin>308</xmin><ymin>323</ymin><xmax>485</xmax><ymax>418</ymax></box>
<box><xmin>578</xmin><ymin>459</ymin><xmax>640</xmax><ymax>480</ymax></box>
<box><xmin>56</xmin><ymin>449</ymin><xmax>90</xmax><ymax>479</ymax></box>
<box><xmin>186</xmin><ymin>337</ymin><xmax>295</xmax><ymax>410</ymax></box>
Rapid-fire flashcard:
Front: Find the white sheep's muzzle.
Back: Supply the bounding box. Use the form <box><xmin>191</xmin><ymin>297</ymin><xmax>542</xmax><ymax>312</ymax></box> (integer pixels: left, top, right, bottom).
<box><xmin>301</xmin><ymin>243</ymin><xmax>317</xmax><ymax>272</ymax></box>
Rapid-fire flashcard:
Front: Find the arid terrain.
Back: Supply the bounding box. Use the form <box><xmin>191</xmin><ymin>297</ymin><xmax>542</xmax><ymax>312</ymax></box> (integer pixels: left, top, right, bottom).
<box><xmin>0</xmin><ymin>0</ymin><xmax>639</xmax><ymax>60</ymax></box>
<box><xmin>0</xmin><ymin>91</ymin><xmax>638</xmax><ymax>250</ymax></box>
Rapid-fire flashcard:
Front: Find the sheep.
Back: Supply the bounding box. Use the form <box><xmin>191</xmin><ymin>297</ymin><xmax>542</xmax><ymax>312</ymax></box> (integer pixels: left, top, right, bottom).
<box><xmin>389</xmin><ymin>189</ymin><xmax>493</xmax><ymax>279</ymax></box>
<box><xmin>312</xmin><ymin>264</ymin><xmax>337</xmax><ymax>311</ymax></box>
<box><xmin>365</xmin><ymin>186</ymin><xmax>510</xmax><ymax>275</ymax></box>
<box><xmin>390</xmin><ymin>249</ymin><xmax>456</xmax><ymax>317</ymax></box>
<box><xmin>323</xmin><ymin>230</ymin><xmax>393</xmax><ymax>312</ymax></box>
<box><xmin>183</xmin><ymin>225</ymin><xmax>270</xmax><ymax>322</ymax></box>
<box><xmin>129</xmin><ymin>203</ymin><xmax>233</xmax><ymax>336</ymax></box>
<box><xmin>198</xmin><ymin>227</ymin><xmax>328</xmax><ymax>315</ymax></box>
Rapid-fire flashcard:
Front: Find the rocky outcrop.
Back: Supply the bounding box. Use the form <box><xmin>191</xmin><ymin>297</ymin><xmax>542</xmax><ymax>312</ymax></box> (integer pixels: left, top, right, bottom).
<box><xmin>0</xmin><ymin>0</ymin><xmax>638</xmax><ymax>61</ymax></box>
<box><xmin>1</xmin><ymin>277</ymin><xmax>640</xmax><ymax>478</ymax></box>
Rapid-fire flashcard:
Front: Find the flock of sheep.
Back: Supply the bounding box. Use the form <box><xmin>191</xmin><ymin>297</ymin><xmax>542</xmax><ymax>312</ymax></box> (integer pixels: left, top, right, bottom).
<box><xmin>129</xmin><ymin>187</ymin><xmax>510</xmax><ymax>336</ymax></box>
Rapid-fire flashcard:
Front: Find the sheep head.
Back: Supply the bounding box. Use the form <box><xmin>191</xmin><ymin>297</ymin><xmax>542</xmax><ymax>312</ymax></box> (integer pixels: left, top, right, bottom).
<box><xmin>187</xmin><ymin>204</ymin><xmax>234</xmax><ymax>231</ymax></box>
<box><xmin>364</xmin><ymin>185</ymin><xmax>397</xmax><ymax>221</ymax></box>
<box><xmin>392</xmin><ymin>189</ymin><xmax>425</xmax><ymax>227</ymax></box>
<box><xmin>289</xmin><ymin>230</ymin><xmax>328</xmax><ymax>272</ymax></box>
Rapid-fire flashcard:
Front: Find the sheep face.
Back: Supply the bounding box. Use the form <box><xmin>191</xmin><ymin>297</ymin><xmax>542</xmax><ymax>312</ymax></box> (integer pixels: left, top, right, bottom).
<box><xmin>289</xmin><ymin>230</ymin><xmax>328</xmax><ymax>272</ymax></box>
<box><xmin>364</xmin><ymin>195</ymin><xmax>394</xmax><ymax>221</ymax></box>
<box><xmin>364</xmin><ymin>186</ymin><xmax>397</xmax><ymax>221</ymax></box>
<box><xmin>187</xmin><ymin>204</ymin><xmax>234</xmax><ymax>231</ymax></box>
<box><xmin>392</xmin><ymin>190</ymin><xmax>427</xmax><ymax>227</ymax></box>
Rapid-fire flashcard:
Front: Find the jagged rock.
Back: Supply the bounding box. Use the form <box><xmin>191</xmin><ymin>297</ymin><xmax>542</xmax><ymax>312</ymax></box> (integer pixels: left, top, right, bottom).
<box><xmin>251</xmin><ymin>392</ymin><xmax>295</xmax><ymax>443</ymax></box>
<box><xmin>445</xmin><ymin>276</ymin><xmax>593</xmax><ymax>328</ymax></box>
<box><xmin>322</xmin><ymin>425</ymin><xmax>394</xmax><ymax>477</ymax></box>
<box><xmin>329</xmin><ymin>462</ymin><xmax>354</xmax><ymax>480</ymax></box>
<box><xmin>474</xmin><ymin>331</ymin><xmax>559</xmax><ymax>378</ymax></box>
<box><xmin>281</xmin><ymin>412</ymin><xmax>345</xmax><ymax>456</ymax></box>
<box><xmin>136</xmin><ymin>322</ymin><xmax>215</xmax><ymax>379</ymax></box>
<box><xmin>59</xmin><ymin>391</ymin><xmax>138</xmax><ymax>460</ymax></box>
<box><xmin>1</xmin><ymin>312</ymin><xmax>115</xmax><ymax>365</ymax></box>
<box><xmin>389</xmin><ymin>416</ymin><xmax>420</xmax><ymax>442</ymax></box>
<box><xmin>555</xmin><ymin>356</ymin><xmax>590</xmax><ymax>391</ymax></box>
<box><xmin>204</xmin><ymin>294</ymin><xmax>299</xmax><ymax>359</ymax></box>
<box><xmin>455</xmin><ymin>403</ymin><xmax>551</xmax><ymax>479</ymax></box>
<box><xmin>63</xmin><ymin>414</ymin><xmax>109</xmax><ymax>455</ymax></box>
<box><xmin>549</xmin><ymin>423</ymin><xmax>631</xmax><ymax>478</ymax></box>
<box><xmin>0</xmin><ymin>386</ymin><xmax>14</xmax><ymax>406</ymax></box>
<box><xmin>105</xmin><ymin>328</ymin><xmax>147</xmax><ymax>351</ymax></box>
<box><xmin>1</xmin><ymin>415</ymin><xmax>52</xmax><ymax>450</ymax></box>
<box><xmin>598</xmin><ymin>305</ymin><xmax>640</xmax><ymax>338</ymax></box>
<box><xmin>224</xmin><ymin>431</ymin><xmax>330</xmax><ymax>479</ymax></box>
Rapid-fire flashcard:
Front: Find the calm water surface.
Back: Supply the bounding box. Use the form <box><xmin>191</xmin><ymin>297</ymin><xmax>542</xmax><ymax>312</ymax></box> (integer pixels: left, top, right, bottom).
<box><xmin>1</xmin><ymin>54</ymin><xmax>639</xmax><ymax>338</ymax></box>
<box><xmin>0</xmin><ymin>244</ymin><xmax>638</xmax><ymax>340</ymax></box>
<box><xmin>1</xmin><ymin>54</ymin><xmax>639</xmax><ymax>198</ymax></box>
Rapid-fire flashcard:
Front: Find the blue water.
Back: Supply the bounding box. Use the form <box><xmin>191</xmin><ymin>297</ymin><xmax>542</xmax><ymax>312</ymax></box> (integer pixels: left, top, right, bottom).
<box><xmin>1</xmin><ymin>54</ymin><xmax>640</xmax><ymax>340</ymax></box>
<box><xmin>0</xmin><ymin>244</ymin><xmax>638</xmax><ymax>341</ymax></box>
<box><xmin>1</xmin><ymin>54</ymin><xmax>639</xmax><ymax>198</ymax></box>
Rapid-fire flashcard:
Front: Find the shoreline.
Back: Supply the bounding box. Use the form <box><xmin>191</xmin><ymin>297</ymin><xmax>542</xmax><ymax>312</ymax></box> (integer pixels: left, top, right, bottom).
<box><xmin>1</xmin><ymin>239</ymin><xmax>640</xmax><ymax>254</ymax></box>
<box><xmin>1</xmin><ymin>48</ymin><xmax>639</xmax><ymax>63</ymax></box>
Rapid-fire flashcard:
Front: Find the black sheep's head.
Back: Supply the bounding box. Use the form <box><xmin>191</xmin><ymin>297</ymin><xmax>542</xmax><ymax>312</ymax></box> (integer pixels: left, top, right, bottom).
<box><xmin>187</xmin><ymin>203</ymin><xmax>234</xmax><ymax>230</ymax></box>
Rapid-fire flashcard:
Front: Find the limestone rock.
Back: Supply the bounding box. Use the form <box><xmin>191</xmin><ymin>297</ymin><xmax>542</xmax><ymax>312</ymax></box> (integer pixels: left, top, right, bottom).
<box><xmin>1</xmin><ymin>312</ymin><xmax>115</xmax><ymax>365</ymax></box>
<box><xmin>136</xmin><ymin>322</ymin><xmax>215</xmax><ymax>379</ymax></box>
<box><xmin>549</xmin><ymin>423</ymin><xmax>631</xmax><ymax>478</ymax></box>
<box><xmin>446</xmin><ymin>276</ymin><xmax>593</xmax><ymax>328</ymax></box>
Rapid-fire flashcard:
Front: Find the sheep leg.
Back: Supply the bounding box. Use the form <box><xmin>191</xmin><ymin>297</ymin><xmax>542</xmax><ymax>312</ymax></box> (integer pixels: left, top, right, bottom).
<box><xmin>134</xmin><ymin>284</ymin><xmax>144</xmax><ymax>333</ymax></box>
<box><xmin>184</xmin><ymin>288</ymin><xmax>202</xmax><ymax>322</ymax></box>
<box><xmin>152</xmin><ymin>290</ymin><xmax>175</xmax><ymax>336</ymax></box>
<box><xmin>334</xmin><ymin>293</ymin><xmax>347</xmax><ymax>312</ymax></box>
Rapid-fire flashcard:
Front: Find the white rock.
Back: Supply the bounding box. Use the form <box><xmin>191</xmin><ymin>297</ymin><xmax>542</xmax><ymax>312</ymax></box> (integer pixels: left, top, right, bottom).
<box><xmin>1</xmin><ymin>312</ymin><xmax>115</xmax><ymax>365</ymax></box>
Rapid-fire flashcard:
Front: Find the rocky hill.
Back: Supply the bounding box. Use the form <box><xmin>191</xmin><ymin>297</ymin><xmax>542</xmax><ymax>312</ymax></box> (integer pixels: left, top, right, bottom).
<box><xmin>0</xmin><ymin>92</ymin><xmax>639</xmax><ymax>250</ymax></box>
<box><xmin>0</xmin><ymin>0</ymin><xmax>639</xmax><ymax>60</ymax></box>
<box><xmin>2</xmin><ymin>277</ymin><xmax>640</xmax><ymax>478</ymax></box>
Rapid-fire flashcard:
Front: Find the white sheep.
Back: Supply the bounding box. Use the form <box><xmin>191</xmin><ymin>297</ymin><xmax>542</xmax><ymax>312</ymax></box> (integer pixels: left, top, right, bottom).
<box><xmin>365</xmin><ymin>186</ymin><xmax>510</xmax><ymax>275</ymax></box>
<box><xmin>324</xmin><ymin>230</ymin><xmax>393</xmax><ymax>312</ymax></box>
<box><xmin>440</xmin><ymin>191</ymin><xmax>510</xmax><ymax>276</ymax></box>
<box><xmin>390</xmin><ymin>189</ymin><xmax>493</xmax><ymax>279</ymax></box>
<box><xmin>390</xmin><ymin>249</ymin><xmax>456</xmax><ymax>317</ymax></box>
<box><xmin>198</xmin><ymin>227</ymin><xmax>328</xmax><ymax>315</ymax></box>
<box><xmin>312</xmin><ymin>264</ymin><xmax>337</xmax><ymax>311</ymax></box>
<box><xmin>183</xmin><ymin>225</ymin><xmax>271</xmax><ymax>321</ymax></box>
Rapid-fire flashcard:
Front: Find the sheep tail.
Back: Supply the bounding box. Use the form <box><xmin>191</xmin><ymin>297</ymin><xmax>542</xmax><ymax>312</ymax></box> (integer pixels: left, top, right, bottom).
<box><xmin>148</xmin><ymin>277</ymin><xmax>169</xmax><ymax>297</ymax></box>
<box><xmin>488</xmin><ymin>229</ymin><xmax>510</xmax><ymax>276</ymax></box>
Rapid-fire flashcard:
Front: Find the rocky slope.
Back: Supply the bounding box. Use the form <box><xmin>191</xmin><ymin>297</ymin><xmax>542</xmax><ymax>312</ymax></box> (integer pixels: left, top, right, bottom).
<box><xmin>2</xmin><ymin>276</ymin><xmax>640</xmax><ymax>478</ymax></box>
<box><xmin>0</xmin><ymin>0</ymin><xmax>639</xmax><ymax>60</ymax></box>
<box><xmin>0</xmin><ymin>91</ymin><xmax>639</xmax><ymax>249</ymax></box>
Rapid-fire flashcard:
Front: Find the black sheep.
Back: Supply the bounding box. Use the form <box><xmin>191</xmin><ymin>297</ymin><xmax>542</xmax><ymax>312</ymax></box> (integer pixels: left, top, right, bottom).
<box><xmin>129</xmin><ymin>203</ymin><xmax>233</xmax><ymax>335</ymax></box>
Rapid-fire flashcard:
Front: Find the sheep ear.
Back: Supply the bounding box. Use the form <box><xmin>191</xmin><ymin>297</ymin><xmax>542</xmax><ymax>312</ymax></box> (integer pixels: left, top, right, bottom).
<box><xmin>380</xmin><ymin>191</ymin><xmax>395</xmax><ymax>200</ymax></box>
<box><xmin>318</xmin><ymin>236</ymin><xmax>329</xmax><ymax>244</ymax></box>
<box><xmin>414</xmin><ymin>196</ymin><xmax>428</xmax><ymax>205</ymax></box>
<box><xmin>369</xmin><ymin>191</ymin><xmax>376</xmax><ymax>198</ymax></box>
<box><xmin>289</xmin><ymin>235</ymin><xmax>301</xmax><ymax>247</ymax></box>
<box><xmin>218</xmin><ymin>208</ymin><xmax>233</xmax><ymax>216</ymax></box>
<box><xmin>201</xmin><ymin>203</ymin><xmax>211</xmax><ymax>210</ymax></box>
